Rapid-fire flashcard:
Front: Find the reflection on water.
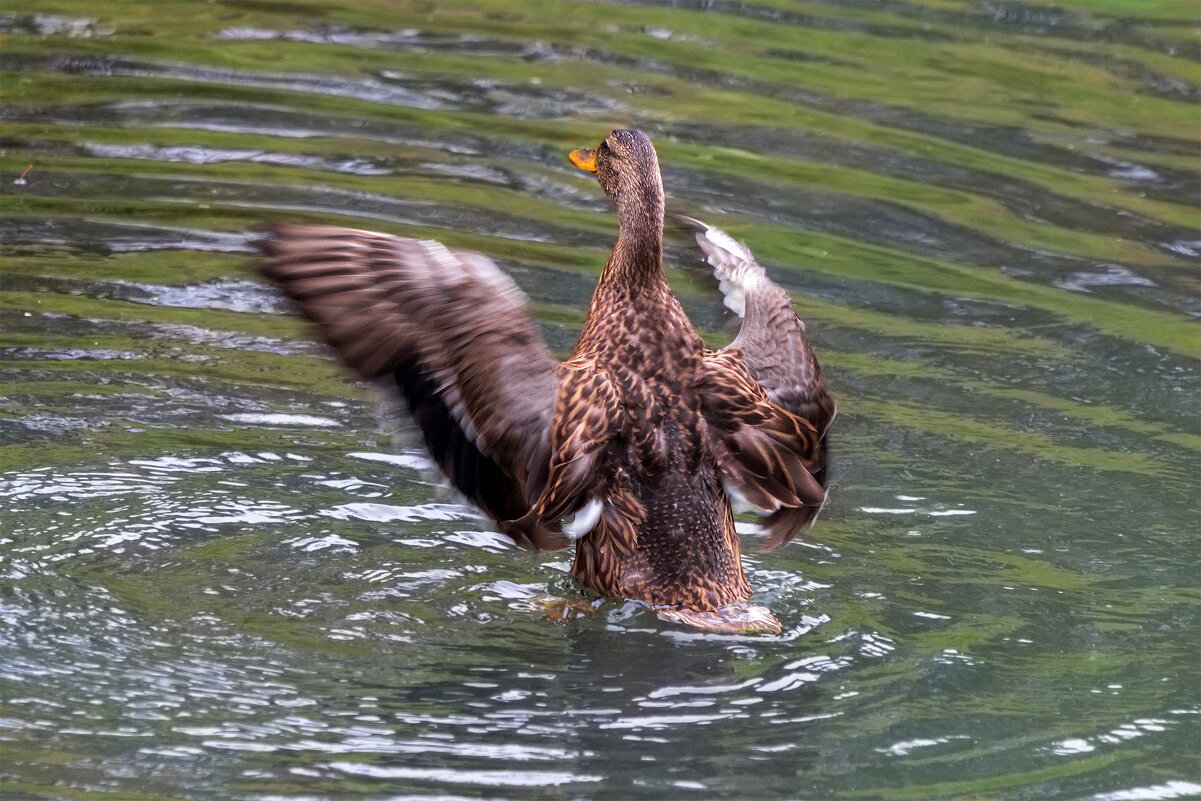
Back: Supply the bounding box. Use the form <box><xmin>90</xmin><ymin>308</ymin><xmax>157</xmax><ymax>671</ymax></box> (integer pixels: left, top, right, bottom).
<box><xmin>1</xmin><ymin>0</ymin><xmax>1197</xmax><ymax>799</ymax></box>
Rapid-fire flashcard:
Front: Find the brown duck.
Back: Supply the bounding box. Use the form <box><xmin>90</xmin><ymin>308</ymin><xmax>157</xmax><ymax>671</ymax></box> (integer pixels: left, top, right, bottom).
<box><xmin>259</xmin><ymin>129</ymin><xmax>834</xmax><ymax>633</ymax></box>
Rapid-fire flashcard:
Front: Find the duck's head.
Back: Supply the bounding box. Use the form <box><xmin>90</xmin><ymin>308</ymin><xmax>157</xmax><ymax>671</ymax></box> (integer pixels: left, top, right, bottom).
<box><xmin>569</xmin><ymin>129</ymin><xmax>663</xmax><ymax>218</ymax></box>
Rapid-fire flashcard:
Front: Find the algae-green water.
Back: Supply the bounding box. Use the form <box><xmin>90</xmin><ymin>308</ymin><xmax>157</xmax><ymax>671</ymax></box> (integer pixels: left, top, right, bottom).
<box><xmin>1</xmin><ymin>2</ymin><xmax>1197</xmax><ymax>799</ymax></box>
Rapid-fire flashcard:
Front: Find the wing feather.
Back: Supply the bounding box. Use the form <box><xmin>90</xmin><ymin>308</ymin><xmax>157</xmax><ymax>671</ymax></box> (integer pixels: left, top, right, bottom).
<box><xmin>260</xmin><ymin>224</ymin><xmax>565</xmax><ymax>550</ymax></box>
<box><xmin>534</xmin><ymin>361</ymin><xmax>619</xmax><ymax>521</ymax></box>
<box><xmin>680</xmin><ymin>216</ymin><xmax>835</xmax><ymax>435</ymax></box>
<box><xmin>682</xmin><ymin>216</ymin><xmax>835</xmax><ymax>547</ymax></box>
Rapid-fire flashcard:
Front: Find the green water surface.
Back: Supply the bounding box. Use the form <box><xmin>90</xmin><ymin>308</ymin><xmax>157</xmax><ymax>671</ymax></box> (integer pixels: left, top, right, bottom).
<box><xmin>1</xmin><ymin>1</ymin><xmax>1198</xmax><ymax>800</ymax></box>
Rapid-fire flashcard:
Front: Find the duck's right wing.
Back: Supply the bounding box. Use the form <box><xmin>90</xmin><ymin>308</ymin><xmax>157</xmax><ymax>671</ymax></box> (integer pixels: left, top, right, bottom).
<box><xmin>260</xmin><ymin>224</ymin><xmax>566</xmax><ymax>550</ymax></box>
<box><xmin>680</xmin><ymin>216</ymin><xmax>835</xmax><ymax>435</ymax></box>
<box><xmin>682</xmin><ymin>216</ymin><xmax>835</xmax><ymax>547</ymax></box>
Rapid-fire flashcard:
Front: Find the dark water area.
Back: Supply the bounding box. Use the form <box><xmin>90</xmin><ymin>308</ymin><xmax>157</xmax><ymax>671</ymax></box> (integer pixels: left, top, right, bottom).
<box><xmin>1</xmin><ymin>1</ymin><xmax>1198</xmax><ymax>799</ymax></box>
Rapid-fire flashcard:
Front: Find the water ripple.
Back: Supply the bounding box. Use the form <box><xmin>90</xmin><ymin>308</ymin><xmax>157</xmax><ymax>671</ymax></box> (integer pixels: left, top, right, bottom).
<box><xmin>2</xmin><ymin>2</ymin><xmax>1197</xmax><ymax>799</ymax></box>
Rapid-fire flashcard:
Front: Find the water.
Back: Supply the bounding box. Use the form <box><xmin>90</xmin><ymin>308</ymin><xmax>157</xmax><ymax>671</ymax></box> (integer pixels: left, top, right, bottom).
<box><xmin>1</xmin><ymin>1</ymin><xmax>1197</xmax><ymax>799</ymax></box>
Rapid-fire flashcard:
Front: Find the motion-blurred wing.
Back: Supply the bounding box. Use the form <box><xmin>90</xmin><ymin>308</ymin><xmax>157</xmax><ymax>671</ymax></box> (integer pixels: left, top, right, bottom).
<box><xmin>260</xmin><ymin>224</ymin><xmax>565</xmax><ymax>550</ymax></box>
<box><xmin>682</xmin><ymin>216</ymin><xmax>835</xmax><ymax>546</ymax></box>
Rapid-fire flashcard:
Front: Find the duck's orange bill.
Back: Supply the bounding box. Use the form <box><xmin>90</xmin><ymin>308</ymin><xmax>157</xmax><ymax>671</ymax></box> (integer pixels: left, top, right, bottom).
<box><xmin>568</xmin><ymin>148</ymin><xmax>597</xmax><ymax>173</ymax></box>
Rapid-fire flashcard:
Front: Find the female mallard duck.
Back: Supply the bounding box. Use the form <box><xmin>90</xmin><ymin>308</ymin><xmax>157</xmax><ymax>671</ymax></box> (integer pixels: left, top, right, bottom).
<box><xmin>260</xmin><ymin>129</ymin><xmax>834</xmax><ymax>634</ymax></box>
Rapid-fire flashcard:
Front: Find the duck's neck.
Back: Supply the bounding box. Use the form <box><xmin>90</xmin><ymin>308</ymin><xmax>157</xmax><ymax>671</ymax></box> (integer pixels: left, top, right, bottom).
<box><xmin>603</xmin><ymin>175</ymin><xmax>665</xmax><ymax>287</ymax></box>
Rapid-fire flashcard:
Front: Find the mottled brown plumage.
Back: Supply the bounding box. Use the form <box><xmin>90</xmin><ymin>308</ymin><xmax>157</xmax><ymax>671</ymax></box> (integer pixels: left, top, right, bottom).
<box><xmin>258</xmin><ymin>129</ymin><xmax>833</xmax><ymax>633</ymax></box>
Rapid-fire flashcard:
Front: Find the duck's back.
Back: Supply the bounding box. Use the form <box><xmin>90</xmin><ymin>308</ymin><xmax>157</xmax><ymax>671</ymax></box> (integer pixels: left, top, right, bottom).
<box><xmin>566</xmin><ymin>282</ymin><xmax>751</xmax><ymax>610</ymax></box>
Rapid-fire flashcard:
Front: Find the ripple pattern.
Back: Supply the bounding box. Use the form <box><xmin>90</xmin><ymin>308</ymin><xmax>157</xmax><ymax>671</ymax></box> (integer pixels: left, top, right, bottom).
<box><xmin>1</xmin><ymin>1</ymin><xmax>1197</xmax><ymax>799</ymax></box>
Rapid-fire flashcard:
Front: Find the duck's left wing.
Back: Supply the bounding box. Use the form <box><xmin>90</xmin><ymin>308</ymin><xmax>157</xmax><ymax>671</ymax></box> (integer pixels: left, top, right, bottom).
<box><xmin>681</xmin><ymin>216</ymin><xmax>835</xmax><ymax>547</ymax></box>
<box><xmin>260</xmin><ymin>224</ymin><xmax>564</xmax><ymax>550</ymax></box>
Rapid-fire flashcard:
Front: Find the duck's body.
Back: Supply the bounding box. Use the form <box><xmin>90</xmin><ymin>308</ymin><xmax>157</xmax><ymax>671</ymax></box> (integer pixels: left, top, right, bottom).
<box><xmin>568</xmin><ymin>243</ymin><xmax>748</xmax><ymax>611</ymax></box>
<box><xmin>260</xmin><ymin>130</ymin><xmax>833</xmax><ymax>633</ymax></box>
<box><xmin>554</xmin><ymin>135</ymin><xmax>748</xmax><ymax>612</ymax></box>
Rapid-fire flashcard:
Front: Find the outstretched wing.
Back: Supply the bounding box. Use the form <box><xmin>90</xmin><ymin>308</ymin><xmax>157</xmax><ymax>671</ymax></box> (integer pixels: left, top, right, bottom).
<box><xmin>681</xmin><ymin>216</ymin><xmax>835</xmax><ymax>547</ymax></box>
<box><xmin>260</xmin><ymin>224</ymin><xmax>565</xmax><ymax>550</ymax></box>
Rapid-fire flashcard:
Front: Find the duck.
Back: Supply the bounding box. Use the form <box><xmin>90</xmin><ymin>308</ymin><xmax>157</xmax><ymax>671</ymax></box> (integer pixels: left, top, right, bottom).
<box><xmin>259</xmin><ymin>129</ymin><xmax>834</xmax><ymax>634</ymax></box>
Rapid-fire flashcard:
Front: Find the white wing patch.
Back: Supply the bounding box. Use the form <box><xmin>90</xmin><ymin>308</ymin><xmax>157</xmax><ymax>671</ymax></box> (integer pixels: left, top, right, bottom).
<box><xmin>678</xmin><ymin>215</ymin><xmax>766</xmax><ymax>319</ymax></box>
<box><xmin>721</xmin><ymin>476</ymin><xmax>779</xmax><ymax>515</ymax></box>
<box><xmin>562</xmin><ymin>497</ymin><xmax>604</xmax><ymax>540</ymax></box>
<box><xmin>699</xmin><ymin>222</ymin><xmax>754</xmax><ymax>263</ymax></box>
